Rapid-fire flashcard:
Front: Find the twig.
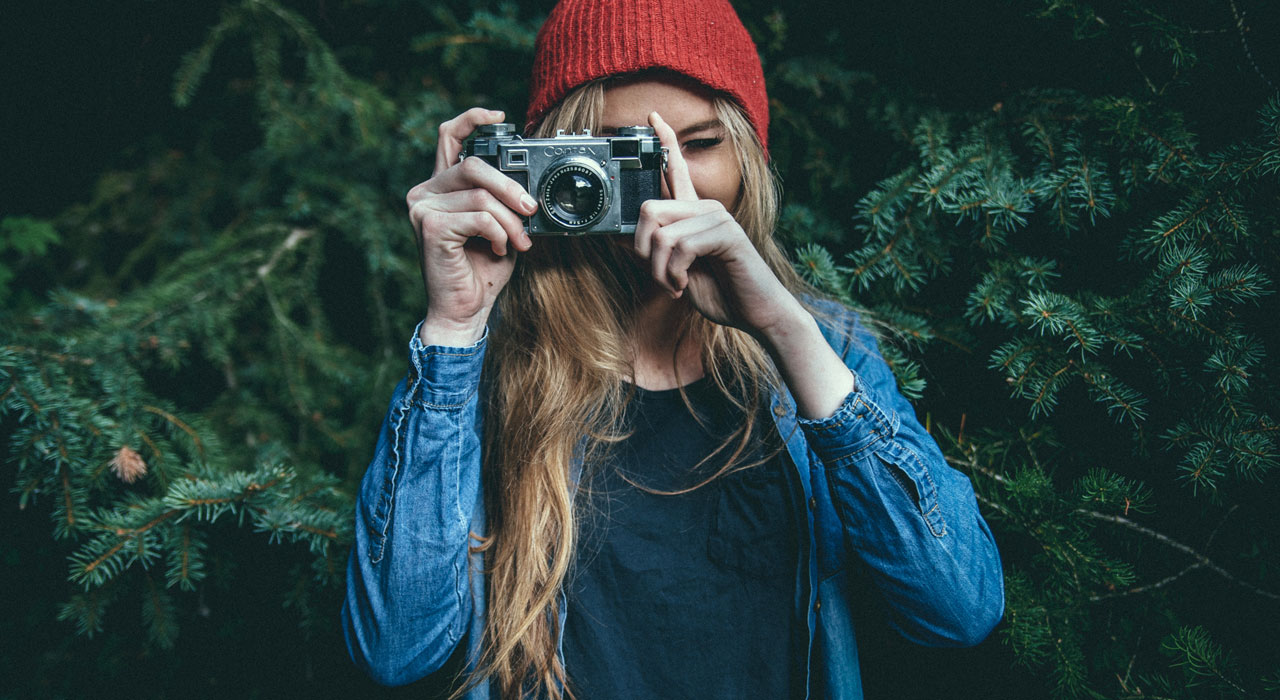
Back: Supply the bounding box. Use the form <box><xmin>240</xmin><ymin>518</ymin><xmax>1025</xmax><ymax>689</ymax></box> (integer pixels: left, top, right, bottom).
<box><xmin>1204</xmin><ymin>504</ymin><xmax>1239</xmax><ymax>548</ymax></box>
<box><xmin>3</xmin><ymin>345</ymin><xmax>96</xmax><ymax>366</ymax></box>
<box><xmin>1094</xmin><ymin>505</ymin><xmax>1242</xmax><ymax>601</ymax></box>
<box><xmin>1078</xmin><ymin>510</ymin><xmax>1280</xmax><ymax>601</ymax></box>
<box><xmin>256</xmin><ymin>227</ymin><xmax>313</xmax><ymax>280</ymax></box>
<box><xmin>143</xmin><ymin>405</ymin><xmax>205</xmax><ymax>457</ymax></box>
<box><xmin>1090</xmin><ymin>563</ymin><xmax>1204</xmax><ymax>601</ymax></box>
<box><xmin>946</xmin><ymin>453</ymin><xmax>1009</xmax><ymax>484</ymax></box>
<box><xmin>83</xmin><ymin>510</ymin><xmax>181</xmax><ymax>575</ymax></box>
<box><xmin>949</xmin><ymin>453</ymin><xmax>1276</xmax><ymax>601</ymax></box>
<box><xmin>972</xmin><ymin>491</ymin><xmax>1014</xmax><ymax>518</ymax></box>
<box><xmin>1227</xmin><ymin>0</ymin><xmax>1277</xmax><ymax>91</ymax></box>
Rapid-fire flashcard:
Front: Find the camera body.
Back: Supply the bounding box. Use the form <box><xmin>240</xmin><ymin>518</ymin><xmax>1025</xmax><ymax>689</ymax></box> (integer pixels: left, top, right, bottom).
<box><xmin>462</xmin><ymin>123</ymin><xmax>666</xmax><ymax>235</ymax></box>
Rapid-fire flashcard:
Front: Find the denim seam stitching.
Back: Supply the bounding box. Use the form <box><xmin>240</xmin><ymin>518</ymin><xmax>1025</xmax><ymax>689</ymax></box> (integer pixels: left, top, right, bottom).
<box><xmin>370</xmin><ymin>396</ymin><xmax>410</xmax><ymax>564</ymax></box>
<box><xmin>908</xmin><ymin>446</ymin><xmax>947</xmax><ymax>537</ymax></box>
<box><xmin>421</xmin><ymin>348</ymin><xmax>484</xmax><ymax>358</ymax></box>
<box><xmin>825</xmin><ymin>434</ymin><xmax>885</xmax><ymax>465</ymax></box>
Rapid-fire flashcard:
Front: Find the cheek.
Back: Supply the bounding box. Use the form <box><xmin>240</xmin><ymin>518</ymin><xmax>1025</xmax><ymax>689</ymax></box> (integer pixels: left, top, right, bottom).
<box><xmin>688</xmin><ymin>157</ymin><xmax>743</xmax><ymax>211</ymax></box>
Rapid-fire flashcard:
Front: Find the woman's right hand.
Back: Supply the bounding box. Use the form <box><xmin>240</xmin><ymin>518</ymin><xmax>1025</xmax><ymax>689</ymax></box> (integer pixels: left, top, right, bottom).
<box><xmin>408</xmin><ymin>108</ymin><xmax>537</xmax><ymax>347</ymax></box>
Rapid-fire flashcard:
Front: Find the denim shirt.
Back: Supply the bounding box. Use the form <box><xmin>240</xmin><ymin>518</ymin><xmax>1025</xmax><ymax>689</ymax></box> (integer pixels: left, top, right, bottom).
<box><xmin>341</xmin><ymin>302</ymin><xmax>1005</xmax><ymax>698</ymax></box>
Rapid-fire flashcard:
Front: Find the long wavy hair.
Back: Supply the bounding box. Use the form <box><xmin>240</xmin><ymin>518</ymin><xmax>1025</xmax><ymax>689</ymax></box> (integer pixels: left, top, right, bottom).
<box><xmin>458</xmin><ymin>74</ymin><xmax>814</xmax><ymax>700</ymax></box>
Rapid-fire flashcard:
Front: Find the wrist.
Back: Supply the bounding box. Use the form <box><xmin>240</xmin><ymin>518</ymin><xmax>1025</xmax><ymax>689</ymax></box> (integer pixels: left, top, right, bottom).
<box><xmin>756</xmin><ymin>304</ymin><xmax>855</xmax><ymax>420</ymax></box>
<box><xmin>420</xmin><ymin>310</ymin><xmax>489</xmax><ymax>347</ymax></box>
<box><xmin>753</xmin><ymin>299</ymin><xmax>818</xmax><ymax>356</ymax></box>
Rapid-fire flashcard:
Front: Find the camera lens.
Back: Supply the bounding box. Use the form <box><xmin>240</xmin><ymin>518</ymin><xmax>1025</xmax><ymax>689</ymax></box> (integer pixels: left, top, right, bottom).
<box><xmin>540</xmin><ymin>161</ymin><xmax>609</xmax><ymax>230</ymax></box>
<box><xmin>551</xmin><ymin>174</ymin><xmax>597</xmax><ymax>215</ymax></box>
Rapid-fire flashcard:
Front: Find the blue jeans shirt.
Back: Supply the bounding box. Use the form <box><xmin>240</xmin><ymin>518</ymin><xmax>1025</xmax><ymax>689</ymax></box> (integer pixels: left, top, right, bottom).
<box><xmin>341</xmin><ymin>302</ymin><xmax>1005</xmax><ymax>698</ymax></box>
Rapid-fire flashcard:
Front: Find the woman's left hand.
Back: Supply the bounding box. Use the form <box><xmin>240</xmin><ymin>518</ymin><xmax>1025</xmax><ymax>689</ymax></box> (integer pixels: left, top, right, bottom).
<box><xmin>633</xmin><ymin>111</ymin><xmax>805</xmax><ymax>339</ymax></box>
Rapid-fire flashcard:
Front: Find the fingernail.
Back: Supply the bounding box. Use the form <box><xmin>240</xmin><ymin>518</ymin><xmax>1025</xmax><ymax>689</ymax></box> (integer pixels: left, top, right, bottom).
<box><xmin>520</xmin><ymin>194</ymin><xmax>537</xmax><ymax>213</ymax></box>
<box><xmin>489</xmin><ymin>109</ymin><xmax>504</xmax><ymax>116</ymax></box>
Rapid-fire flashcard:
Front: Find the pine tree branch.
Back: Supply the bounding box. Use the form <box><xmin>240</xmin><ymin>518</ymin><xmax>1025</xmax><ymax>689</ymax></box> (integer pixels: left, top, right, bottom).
<box><xmin>1025</xmin><ymin>116</ymin><xmax>1057</xmax><ymax>163</ymax></box>
<box><xmin>143</xmin><ymin>405</ymin><xmax>205</xmax><ymax>457</ymax></box>
<box><xmin>1158</xmin><ymin>200</ymin><xmax>1212</xmax><ymax>242</ymax></box>
<box><xmin>1205</xmin><ymin>505</ymin><xmax>1239</xmax><ymax>549</ymax></box>
<box><xmin>255</xmin><ymin>227</ymin><xmax>313</xmax><ymax>281</ymax></box>
<box><xmin>1091</xmin><ymin>563</ymin><xmax>1205</xmax><ymax>601</ymax></box>
<box><xmin>61</xmin><ymin>464</ymin><xmax>76</xmax><ymax>530</ymax></box>
<box><xmin>181</xmin><ymin>524</ymin><xmax>192</xmax><ymax>583</ymax></box>
<box><xmin>852</xmin><ymin>226</ymin><xmax>908</xmax><ymax>278</ymax></box>
<box><xmin>1035</xmin><ymin>359</ymin><xmax>1076</xmax><ymax>406</ymax></box>
<box><xmin>1241</xmin><ymin>418</ymin><xmax>1279</xmax><ymax>436</ymax></box>
<box><xmin>1077</xmin><ymin>510</ymin><xmax>1280</xmax><ymax>601</ymax></box>
<box><xmin>946</xmin><ymin>453</ymin><xmax>1009</xmax><ymax>483</ymax></box>
<box><xmin>412</xmin><ymin>34</ymin><xmax>498</xmax><ymax>50</ymax></box>
<box><xmin>136</xmin><ymin>429</ymin><xmax>164</xmax><ymax>466</ymax></box>
<box><xmin>82</xmin><ymin>510</ymin><xmax>181</xmax><ymax>577</ymax></box>
<box><xmin>949</xmin><ymin>453</ymin><xmax>1277</xmax><ymax>601</ymax></box>
<box><xmin>4</xmin><ymin>345</ymin><xmax>96</xmax><ymax>366</ymax></box>
<box><xmin>1166</xmin><ymin>308</ymin><xmax>1225</xmax><ymax>341</ymax></box>
<box><xmin>179</xmin><ymin>475</ymin><xmax>287</xmax><ymax>507</ymax></box>
<box><xmin>291</xmin><ymin>523</ymin><xmax>338</xmax><ymax>540</ymax></box>
<box><xmin>133</xmin><ymin>226</ymin><xmax>314</xmax><ymax>332</ymax></box>
<box><xmin>1144</xmin><ymin>129</ymin><xmax>1198</xmax><ymax>178</ymax></box>
<box><xmin>80</xmin><ymin>473</ymin><xmax>296</xmax><ymax>582</ymax></box>
<box><xmin>1227</xmin><ymin>0</ymin><xmax>1277</xmax><ymax>91</ymax></box>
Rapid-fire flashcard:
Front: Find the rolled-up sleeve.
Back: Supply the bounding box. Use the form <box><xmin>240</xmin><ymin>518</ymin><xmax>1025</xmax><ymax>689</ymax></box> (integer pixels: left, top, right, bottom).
<box><xmin>800</xmin><ymin>308</ymin><xmax>1004</xmax><ymax>647</ymax></box>
<box><xmin>341</xmin><ymin>324</ymin><xmax>488</xmax><ymax>685</ymax></box>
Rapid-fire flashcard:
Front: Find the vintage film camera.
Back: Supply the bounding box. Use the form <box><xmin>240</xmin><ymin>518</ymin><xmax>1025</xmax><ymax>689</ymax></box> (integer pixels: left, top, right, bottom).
<box><xmin>462</xmin><ymin>123</ymin><xmax>666</xmax><ymax>235</ymax></box>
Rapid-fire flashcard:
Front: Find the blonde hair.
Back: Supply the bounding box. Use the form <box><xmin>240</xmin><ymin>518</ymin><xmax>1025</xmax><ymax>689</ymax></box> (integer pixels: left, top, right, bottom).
<box><xmin>459</xmin><ymin>76</ymin><xmax>814</xmax><ymax>700</ymax></box>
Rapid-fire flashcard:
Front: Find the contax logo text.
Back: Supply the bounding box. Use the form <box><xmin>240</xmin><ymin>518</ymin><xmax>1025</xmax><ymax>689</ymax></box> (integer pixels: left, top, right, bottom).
<box><xmin>542</xmin><ymin>145</ymin><xmax>592</xmax><ymax>156</ymax></box>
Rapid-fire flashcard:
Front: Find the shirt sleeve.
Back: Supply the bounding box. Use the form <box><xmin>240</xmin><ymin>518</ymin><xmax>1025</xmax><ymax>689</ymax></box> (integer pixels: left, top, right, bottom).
<box><xmin>797</xmin><ymin>306</ymin><xmax>1005</xmax><ymax>647</ymax></box>
<box><xmin>341</xmin><ymin>323</ymin><xmax>488</xmax><ymax>685</ymax></box>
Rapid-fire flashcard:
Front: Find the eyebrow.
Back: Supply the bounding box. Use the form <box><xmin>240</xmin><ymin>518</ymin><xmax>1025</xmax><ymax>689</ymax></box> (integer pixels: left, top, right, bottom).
<box><xmin>677</xmin><ymin>119</ymin><xmax>724</xmax><ymax>137</ymax></box>
<box><xmin>598</xmin><ymin>119</ymin><xmax>724</xmax><ymax>137</ymax></box>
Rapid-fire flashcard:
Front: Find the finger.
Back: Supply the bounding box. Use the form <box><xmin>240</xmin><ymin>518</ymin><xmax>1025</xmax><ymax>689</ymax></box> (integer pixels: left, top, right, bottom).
<box><xmin>666</xmin><ymin>223</ymin><xmax>738</xmax><ymax>292</ymax></box>
<box><xmin>633</xmin><ymin>199</ymin><xmax>660</xmax><ymax>261</ymax></box>
<box><xmin>633</xmin><ymin>199</ymin><xmax>724</xmax><ymax>259</ymax></box>
<box><xmin>465</xmin><ymin>211</ymin><xmax>512</xmax><ymax>257</ymax></box>
<box><xmin>411</xmin><ymin>203</ymin><xmax>515</xmax><ymax>257</ymax></box>
<box><xmin>433</xmin><ymin>108</ymin><xmax>506</xmax><ymax>177</ymax></box>
<box><xmin>427</xmin><ymin>156</ymin><xmax>539</xmax><ymax>219</ymax></box>
<box><xmin>420</xmin><ymin>188</ymin><xmax>532</xmax><ymax>251</ymax></box>
<box><xmin>649</xmin><ymin>223</ymin><xmax>678</xmax><ymax>297</ymax></box>
<box><xmin>649</xmin><ymin>111</ymin><xmax>698</xmax><ymax>202</ymax></box>
<box><xmin>649</xmin><ymin>210</ymin><xmax>742</xmax><ymax>294</ymax></box>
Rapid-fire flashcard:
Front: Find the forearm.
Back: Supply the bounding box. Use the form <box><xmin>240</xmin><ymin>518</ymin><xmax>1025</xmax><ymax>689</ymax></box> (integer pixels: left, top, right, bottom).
<box><xmin>757</xmin><ymin>301</ymin><xmax>855</xmax><ymax>420</ymax></box>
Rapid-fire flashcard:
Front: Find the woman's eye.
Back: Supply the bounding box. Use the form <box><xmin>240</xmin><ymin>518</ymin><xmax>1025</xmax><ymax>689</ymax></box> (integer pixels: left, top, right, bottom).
<box><xmin>682</xmin><ymin>137</ymin><xmax>724</xmax><ymax>151</ymax></box>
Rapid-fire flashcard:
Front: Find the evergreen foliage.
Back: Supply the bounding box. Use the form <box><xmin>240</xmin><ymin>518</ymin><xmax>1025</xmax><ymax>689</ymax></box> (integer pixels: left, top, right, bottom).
<box><xmin>4</xmin><ymin>0</ymin><xmax>1278</xmax><ymax>697</ymax></box>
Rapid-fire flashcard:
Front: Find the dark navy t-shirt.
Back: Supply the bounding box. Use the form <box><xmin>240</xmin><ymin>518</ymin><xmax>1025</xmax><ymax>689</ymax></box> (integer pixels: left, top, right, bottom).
<box><xmin>562</xmin><ymin>378</ymin><xmax>799</xmax><ymax>699</ymax></box>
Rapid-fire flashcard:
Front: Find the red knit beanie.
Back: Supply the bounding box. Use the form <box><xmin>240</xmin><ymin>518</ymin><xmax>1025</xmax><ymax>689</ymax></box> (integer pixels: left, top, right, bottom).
<box><xmin>526</xmin><ymin>0</ymin><xmax>770</xmax><ymax>152</ymax></box>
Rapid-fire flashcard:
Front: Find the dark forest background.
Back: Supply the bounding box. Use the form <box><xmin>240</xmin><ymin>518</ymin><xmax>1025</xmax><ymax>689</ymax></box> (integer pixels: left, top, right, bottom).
<box><xmin>3</xmin><ymin>1</ymin><xmax>1279</xmax><ymax>698</ymax></box>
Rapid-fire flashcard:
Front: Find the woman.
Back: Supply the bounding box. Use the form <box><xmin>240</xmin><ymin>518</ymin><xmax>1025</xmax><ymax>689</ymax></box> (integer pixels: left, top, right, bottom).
<box><xmin>342</xmin><ymin>0</ymin><xmax>1004</xmax><ymax>698</ymax></box>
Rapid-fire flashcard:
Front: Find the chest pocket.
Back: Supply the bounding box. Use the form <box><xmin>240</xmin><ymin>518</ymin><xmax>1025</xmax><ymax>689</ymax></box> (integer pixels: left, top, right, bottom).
<box><xmin>707</xmin><ymin>463</ymin><xmax>798</xmax><ymax>579</ymax></box>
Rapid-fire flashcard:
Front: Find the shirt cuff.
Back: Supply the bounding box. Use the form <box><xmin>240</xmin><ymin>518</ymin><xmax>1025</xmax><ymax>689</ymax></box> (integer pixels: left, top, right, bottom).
<box><xmin>797</xmin><ymin>381</ymin><xmax>900</xmax><ymax>464</ymax></box>
<box><xmin>407</xmin><ymin>320</ymin><xmax>488</xmax><ymax>408</ymax></box>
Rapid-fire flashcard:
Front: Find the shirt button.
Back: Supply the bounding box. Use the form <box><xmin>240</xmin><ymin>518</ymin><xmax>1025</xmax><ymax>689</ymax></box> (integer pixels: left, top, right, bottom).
<box><xmin>808</xmin><ymin>497</ymin><xmax>817</xmax><ymax>510</ymax></box>
<box><xmin>773</xmin><ymin>404</ymin><xmax>787</xmax><ymax>417</ymax></box>
<box><xmin>815</xmin><ymin>598</ymin><xmax>822</xmax><ymax>611</ymax></box>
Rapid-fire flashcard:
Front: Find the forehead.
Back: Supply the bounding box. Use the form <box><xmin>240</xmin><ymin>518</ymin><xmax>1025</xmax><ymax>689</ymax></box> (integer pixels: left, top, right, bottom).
<box><xmin>601</xmin><ymin>78</ymin><xmax>719</xmax><ymax>130</ymax></box>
